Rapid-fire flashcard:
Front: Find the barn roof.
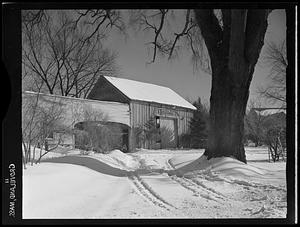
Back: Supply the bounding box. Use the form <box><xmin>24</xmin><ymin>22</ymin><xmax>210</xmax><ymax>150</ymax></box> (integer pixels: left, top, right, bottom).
<box><xmin>103</xmin><ymin>76</ymin><xmax>196</xmax><ymax>110</ymax></box>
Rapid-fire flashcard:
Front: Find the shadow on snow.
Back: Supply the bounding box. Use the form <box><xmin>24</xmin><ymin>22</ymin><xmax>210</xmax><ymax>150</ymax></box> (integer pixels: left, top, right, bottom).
<box><xmin>43</xmin><ymin>155</ymin><xmax>175</xmax><ymax>177</ymax></box>
<box><xmin>43</xmin><ymin>154</ymin><xmax>267</xmax><ymax>178</ymax></box>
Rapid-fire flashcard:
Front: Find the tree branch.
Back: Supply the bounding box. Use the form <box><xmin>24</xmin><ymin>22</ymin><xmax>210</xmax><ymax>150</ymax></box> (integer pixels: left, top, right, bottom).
<box><xmin>168</xmin><ymin>10</ymin><xmax>194</xmax><ymax>60</ymax></box>
<box><xmin>245</xmin><ymin>10</ymin><xmax>270</xmax><ymax>65</ymax></box>
<box><xmin>149</xmin><ymin>9</ymin><xmax>168</xmax><ymax>63</ymax></box>
<box><xmin>194</xmin><ymin>9</ymin><xmax>223</xmax><ymax>62</ymax></box>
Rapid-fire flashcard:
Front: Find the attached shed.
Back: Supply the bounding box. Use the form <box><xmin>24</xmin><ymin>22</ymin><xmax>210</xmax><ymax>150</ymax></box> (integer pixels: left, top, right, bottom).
<box><xmin>88</xmin><ymin>76</ymin><xmax>196</xmax><ymax>150</ymax></box>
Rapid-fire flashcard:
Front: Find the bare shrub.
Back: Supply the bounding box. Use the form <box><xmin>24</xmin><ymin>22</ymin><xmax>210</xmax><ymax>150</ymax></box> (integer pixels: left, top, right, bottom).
<box><xmin>133</xmin><ymin>118</ymin><xmax>160</xmax><ymax>149</ymax></box>
<box><xmin>22</xmin><ymin>92</ymin><xmax>68</xmax><ymax>166</ymax></box>
<box><xmin>73</xmin><ymin>129</ymin><xmax>91</xmax><ymax>151</ymax></box>
<box><xmin>74</xmin><ymin>121</ymin><xmax>124</xmax><ymax>154</ymax></box>
<box><xmin>133</xmin><ymin>119</ymin><xmax>177</xmax><ymax>149</ymax></box>
<box><xmin>265</xmin><ymin>127</ymin><xmax>286</xmax><ymax>162</ymax></box>
<box><xmin>73</xmin><ymin>104</ymin><xmax>121</xmax><ymax>154</ymax></box>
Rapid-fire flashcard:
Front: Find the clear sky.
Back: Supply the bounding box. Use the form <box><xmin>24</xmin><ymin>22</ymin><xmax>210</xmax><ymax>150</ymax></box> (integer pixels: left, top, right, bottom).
<box><xmin>104</xmin><ymin>10</ymin><xmax>286</xmax><ymax>106</ymax></box>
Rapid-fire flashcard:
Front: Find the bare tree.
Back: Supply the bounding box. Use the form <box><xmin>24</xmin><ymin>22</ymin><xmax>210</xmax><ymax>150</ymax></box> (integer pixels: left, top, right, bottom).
<box><xmin>68</xmin><ymin>9</ymin><xmax>276</xmax><ymax>163</ymax></box>
<box><xmin>258</xmin><ymin>40</ymin><xmax>287</xmax><ymax>108</ymax></box>
<box><xmin>34</xmin><ymin>97</ymin><xmax>67</xmax><ymax>164</ymax></box>
<box><xmin>72</xmin><ymin>9</ymin><xmax>126</xmax><ymax>41</ymax></box>
<box><xmin>265</xmin><ymin>127</ymin><xmax>286</xmax><ymax>162</ymax></box>
<box><xmin>22</xmin><ymin>81</ymin><xmax>45</xmax><ymax>168</ymax></box>
<box><xmin>128</xmin><ymin>9</ymin><xmax>271</xmax><ymax>163</ymax></box>
<box><xmin>22</xmin><ymin>10</ymin><xmax>119</xmax><ymax>98</ymax></box>
<box><xmin>128</xmin><ymin>10</ymin><xmax>209</xmax><ymax>71</ymax></box>
<box><xmin>22</xmin><ymin>93</ymin><xmax>40</xmax><ymax>168</ymax></box>
<box><xmin>22</xmin><ymin>91</ymin><xmax>66</xmax><ymax>168</ymax></box>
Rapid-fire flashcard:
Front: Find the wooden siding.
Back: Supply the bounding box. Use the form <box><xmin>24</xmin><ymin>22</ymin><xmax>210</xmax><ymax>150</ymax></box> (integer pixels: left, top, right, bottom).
<box><xmin>128</xmin><ymin>100</ymin><xmax>193</xmax><ymax>150</ymax></box>
<box><xmin>130</xmin><ymin>100</ymin><xmax>193</xmax><ymax>135</ymax></box>
<box><xmin>87</xmin><ymin>76</ymin><xmax>130</xmax><ymax>103</ymax></box>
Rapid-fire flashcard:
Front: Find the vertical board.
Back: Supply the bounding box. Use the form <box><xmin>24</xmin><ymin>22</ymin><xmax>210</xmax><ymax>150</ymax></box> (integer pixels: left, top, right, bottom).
<box><xmin>129</xmin><ymin>100</ymin><xmax>194</xmax><ymax>149</ymax></box>
<box><xmin>130</xmin><ymin>101</ymin><xmax>194</xmax><ymax>135</ymax></box>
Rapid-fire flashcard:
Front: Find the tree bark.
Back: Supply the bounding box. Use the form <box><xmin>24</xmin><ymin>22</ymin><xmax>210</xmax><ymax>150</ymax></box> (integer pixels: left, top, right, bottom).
<box><xmin>194</xmin><ymin>9</ymin><xmax>269</xmax><ymax>163</ymax></box>
<box><xmin>204</xmin><ymin>62</ymin><xmax>249</xmax><ymax>163</ymax></box>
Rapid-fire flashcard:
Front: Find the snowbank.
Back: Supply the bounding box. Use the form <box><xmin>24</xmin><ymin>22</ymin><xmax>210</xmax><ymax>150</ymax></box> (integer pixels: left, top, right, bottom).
<box><xmin>170</xmin><ymin>154</ymin><xmax>266</xmax><ymax>178</ymax></box>
<box><xmin>23</xmin><ymin>163</ymin><xmax>135</xmax><ymax>218</ymax></box>
<box><xmin>169</xmin><ymin>148</ymin><xmax>286</xmax><ymax>188</ymax></box>
<box><xmin>23</xmin><ymin>147</ymin><xmax>286</xmax><ymax>218</ymax></box>
<box><xmin>88</xmin><ymin>150</ymin><xmax>140</xmax><ymax>170</ymax></box>
<box><xmin>109</xmin><ymin>150</ymin><xmax>140</xmax><ymax>169</ymax></box>
<box><xmin>24</xmin><ymin>146</ymin><xmax>141</xmax><ymax>171</ymax></box>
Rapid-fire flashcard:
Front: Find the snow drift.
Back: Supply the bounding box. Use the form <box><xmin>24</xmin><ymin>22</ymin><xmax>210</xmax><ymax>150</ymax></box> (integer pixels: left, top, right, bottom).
<box><xmin>170</xmin><ymin>155</ymin><xmax>266</xmax><ymax>178</ymax></box>
<box><xmin>23</xmin><ymin>147</ymin><xmax>286</xmax><ymax>218</ymax></box>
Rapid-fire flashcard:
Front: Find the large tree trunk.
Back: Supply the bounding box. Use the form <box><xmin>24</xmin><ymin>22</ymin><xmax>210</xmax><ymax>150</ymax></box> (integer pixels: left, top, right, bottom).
<box><xmin>204</xmin><ymin>64</ymin><xmax>250</xmax><ymax>163</ymax></box>
<box><xmin>194</xmin><ymin>9</ymin><xmax>269</xmax><ymax>163</ymax></box>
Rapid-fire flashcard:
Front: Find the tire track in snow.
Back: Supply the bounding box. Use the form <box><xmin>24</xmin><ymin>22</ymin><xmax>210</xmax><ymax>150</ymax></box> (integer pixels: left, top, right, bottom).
<box><xmin>230</xmin><ymin>179</ymin><xmax>286</xmax><ymax>192</ymax></box>
<box><xmin>128</xmin><ymin>174</ymin><xmax>176</xmax><ymax>211</ymax></box>
<box><xmin>166</xmin><ymin>159</ymin><xmax>227</xmax><ymax>203</ymax></box>
<box><xmin>113</xmin><ymin>154</ymin><xmax>176</xmax><ymax>212</ymax></box>
<box><xmin>106</xmin><ymin>153</ymin><xmax>176</xmax><ymax>212</ymax></box>
<box><xmin>189</xmin><ymin>178</ymin><xmax>227</xmax><ymax>198</ymax></box>
<box><xmin>197</xmin><ymin>170</ymin><xmax>286</xmax><ymax>192</ymax></box>
<box><xmin>169</xmin><ymin>175</ymin><xmax>225</xmax><ymax>203</ymax></box>
<box><xmin>207</xmin><ymin>174</ymin><xmax>286</xmax><ymax>193</ymax></box>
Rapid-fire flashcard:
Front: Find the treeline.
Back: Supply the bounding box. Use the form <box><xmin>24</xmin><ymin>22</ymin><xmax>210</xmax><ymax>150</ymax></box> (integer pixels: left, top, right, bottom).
<box><xmin>180</xmin><ymin>97</ymin><xmax>286</xmax><ymax>162</ymax></box>
<box><xmin>244</xmin><ymin>108</ymin><xmax>286</xmax><ymax>162</ymax></box>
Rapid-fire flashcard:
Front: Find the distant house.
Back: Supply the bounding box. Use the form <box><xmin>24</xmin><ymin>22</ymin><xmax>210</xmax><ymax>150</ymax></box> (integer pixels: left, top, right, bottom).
<box><xmin>87</xmin><ymin>76</ymin><xmax>196</xmax><ymax>150</ymax></box>
<box><xmin>253</xmin><ymin>108</ymin><xmax>286</xmax><ymax>116</ymax></box>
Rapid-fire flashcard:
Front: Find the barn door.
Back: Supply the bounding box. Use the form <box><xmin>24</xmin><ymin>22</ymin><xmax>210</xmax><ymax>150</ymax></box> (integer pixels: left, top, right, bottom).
<box><xmin>159</xmin><ymin>118</ymin><xmax>178</xmax><ymax>148</ymax></box>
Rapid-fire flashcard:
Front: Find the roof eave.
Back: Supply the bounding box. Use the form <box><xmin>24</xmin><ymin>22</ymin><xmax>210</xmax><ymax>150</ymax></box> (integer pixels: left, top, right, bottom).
<box><xmin>130</xmin><ymin>99</ymin><xmax>196</xmax><ymax>111</ymax></box>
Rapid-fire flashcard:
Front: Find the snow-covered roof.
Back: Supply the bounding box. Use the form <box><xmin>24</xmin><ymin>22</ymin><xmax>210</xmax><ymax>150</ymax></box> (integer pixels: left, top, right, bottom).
<box><xmin>254</xmin><ymin>109</ymin><xmax>286</xmax><ymax>116</ymax></box>
<box><xmin>104</xmin><ymin>76</ymin><xmax>196</xmax><ymax>110</ymax></box>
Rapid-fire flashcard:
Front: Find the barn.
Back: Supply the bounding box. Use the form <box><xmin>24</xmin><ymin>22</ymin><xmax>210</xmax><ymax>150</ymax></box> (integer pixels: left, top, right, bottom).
<box><xmin>87</xmin><ymin>76</ymin><xmax>196</xmax><ymax>151</ymax></box>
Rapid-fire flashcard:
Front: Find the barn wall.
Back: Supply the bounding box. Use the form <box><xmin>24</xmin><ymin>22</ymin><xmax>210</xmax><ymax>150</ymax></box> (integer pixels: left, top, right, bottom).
<box><xmin>129</xmin><ymin>100</ymin><xmax>194</xmax><ymax>150</ymax></box>
<box><xmin>130</xmin><ymin>101</ymin><xmax>193</xmax><ymax>134</ymax></box>
<box><xmin>22</xmin><ymin>91</ymin><xmax>130</xmax><ymax>127</ymax></box>
<box><xmin>23</xmin><ymin>91</ymin><xmax>194</xmax><ymax>152</ymax></box>
<box><xmin>87</xmin><ymin>76</ymin><xmax>130</xmax><ymax>103</ymax></box>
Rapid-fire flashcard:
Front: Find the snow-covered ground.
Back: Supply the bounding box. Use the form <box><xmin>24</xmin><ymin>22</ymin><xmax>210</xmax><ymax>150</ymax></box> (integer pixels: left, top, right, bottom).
<box><xmin>23</xmin><ymin>147</ymin><xmax>286</xmax><ymax>219</ymax></box>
